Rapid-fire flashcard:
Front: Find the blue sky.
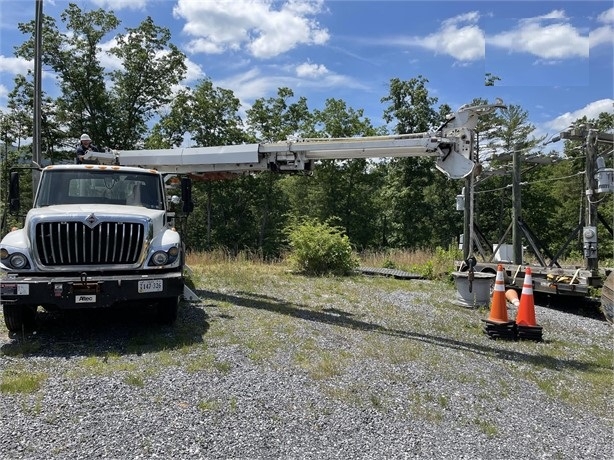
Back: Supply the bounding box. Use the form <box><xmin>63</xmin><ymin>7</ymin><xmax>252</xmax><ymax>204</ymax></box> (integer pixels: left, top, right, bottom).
<box><xmin>0</xmin><ymin>0</ymin><xmax>612</xmax><ymax>149</ymax></box>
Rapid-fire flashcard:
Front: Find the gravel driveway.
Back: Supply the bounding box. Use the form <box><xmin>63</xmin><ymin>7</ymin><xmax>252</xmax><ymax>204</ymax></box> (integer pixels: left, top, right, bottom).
<box><xmin>1</xmin><ymin>272</ymin><xmax>612</xmax><ymax>459</ymax></box>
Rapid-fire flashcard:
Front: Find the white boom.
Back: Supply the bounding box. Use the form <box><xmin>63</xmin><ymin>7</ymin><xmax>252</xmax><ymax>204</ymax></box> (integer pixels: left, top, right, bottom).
<box><xmin>84</xmin><ymin>100</ymin><xmax>505</xmax><ymax>180</ymax></box>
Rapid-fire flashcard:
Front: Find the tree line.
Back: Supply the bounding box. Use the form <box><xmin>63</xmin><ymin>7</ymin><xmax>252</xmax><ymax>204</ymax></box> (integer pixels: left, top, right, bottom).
<box><xmin>1</xmin><ymin>3</ymin><xmax>613</xmax><ymax>262</ymax></box>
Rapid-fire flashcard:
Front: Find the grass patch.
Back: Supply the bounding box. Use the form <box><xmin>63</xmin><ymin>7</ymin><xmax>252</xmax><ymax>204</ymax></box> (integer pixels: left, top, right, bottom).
<box><xmin>123</xmin><ymin>373</ymin><xmax>145</xmax><ymax>388</ymax></box>
<box><xmin>474</xmin><ymin>417</ymin><xmax>499</xmax><ymax>437</ymax></box>
<box><xmin>183</xmin><ymin>348</ymin><xmax>233</xmax><ymax>374</ymax></box>
<box><xmin>304</xmin><ymin>351</ymin><xmax>345</xmax><ymax>380</ymax></box>
<box><xmin>197</xmin><ymin>398</ymin><xmax>220</xmax><ymax>412</ymax></box>
<box><xmin>323</xmin><ymin>384</ymin><xmax>368</xmax><ymax>407</ymax></box>
<box><xmin>1</xmin><ymin>369</ymin><xmax>47</xmax><ymax>394</ymax></box>
<box><xmin>407</xmin><ymin>391</ymin><xmax>446</xmax><ymax>423</ymax></box>
<box><xmin>360</xmin><ymin>335</ymin><xmax>424</xmax><ymax>365</ymax></box>
<box><xmin>369</xmin><ymin>392</ymin><xmax>385</xmax><ymax>411</ymax></box>
<box><xmin>294</xmin><ymin>347</ymin><xmax>349</xmax><ymax>380</ymax></box>
<box><xmin>71</xmin><ymin>353</ymin><xmax>139</xmax><ymax>377</ymax></box>
<box><xmin>214</xmin><ymin>361</ymin><xmax>232</xmax><ymax>374</ymax></box>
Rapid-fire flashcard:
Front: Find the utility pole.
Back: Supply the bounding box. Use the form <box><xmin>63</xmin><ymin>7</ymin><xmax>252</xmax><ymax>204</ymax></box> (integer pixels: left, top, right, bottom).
<box><xmin>583</xmin><ymin>127</ymin><xmax>599</xmax><ymax>271</ymax></box>
<box><xmin>32</xmin><ymin>0</ymin><xmax>43</xmax><ymax>194</ymax></box>
<box><xmin>463</xmin><ymin>130</ymin><xmax>477</xmax><ymax>261</ymax></box>
<box><xmin>559</xmin><ymin>125</ymin><xmax>614</xmax><ymax>272</ymax></box>
<box><xmin>462</xmin><ymin>178</ymin><xmax>470</xmax><ymax>259</ymax></box>
<box><xmin>511</xmin><ymin>144</ymin><xmax>522</xmax><ymax>264</ymax></box>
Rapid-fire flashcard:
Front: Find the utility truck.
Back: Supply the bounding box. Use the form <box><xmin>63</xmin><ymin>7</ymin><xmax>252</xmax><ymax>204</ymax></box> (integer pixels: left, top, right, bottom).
<box><xmin>1</xmin><ymin>164</ymin><xmax>192</xmax><ymax>331</ymax></box>
<box><xmin>0</xmin><ymin>101</ymin><xmax>504</xmax><ymax>332</ymax></box>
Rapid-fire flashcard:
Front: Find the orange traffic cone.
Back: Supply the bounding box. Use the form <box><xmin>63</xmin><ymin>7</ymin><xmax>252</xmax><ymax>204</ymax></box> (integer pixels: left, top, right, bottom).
<box><xmin>488</xmin><ymin>265</ymin><xmax>508</xmax><ymax>323</ymax></box>
<box><xmin>516</xmin><ymin>268</ymin><xmax>536</xmax><ymax>326</ymax></box>
<box><xmin>516</xmin><ymin>267</ymin><xmax>543</xmax><ymax>341</ymax></box>
<box><xmin>482</xmin><ymin>265</ymin><xmax>516</xmax><ymax>339</ymax></box>
<box><xmin>505</xmin><ymin>289</ymin><xmax>520</xmax><ymax>307</ymax></box>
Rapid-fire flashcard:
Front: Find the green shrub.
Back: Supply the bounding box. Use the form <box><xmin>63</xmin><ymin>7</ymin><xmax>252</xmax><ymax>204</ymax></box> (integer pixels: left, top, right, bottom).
<box><xmin>286</xmin><ymin>219</ymin><xmax>359</xmax><ymax>276</ymax></box>
<box><xmin>382</xmin><ymin>259</ymin><xmax>396</xmax><ymax>269</ymax></box>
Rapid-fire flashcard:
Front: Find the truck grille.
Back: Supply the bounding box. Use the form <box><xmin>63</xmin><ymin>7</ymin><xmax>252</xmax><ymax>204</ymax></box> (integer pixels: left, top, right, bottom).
<box><xmin>35</xmin><ymin>221</ymin><xmax>145</xmax><ymax>266</ymax></box>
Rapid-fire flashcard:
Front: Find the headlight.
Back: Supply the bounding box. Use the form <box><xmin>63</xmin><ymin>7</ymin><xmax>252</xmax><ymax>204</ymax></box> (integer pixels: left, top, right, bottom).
<box><xmin>151</xmin><ymin>251</ymin><xmax>169</xmax><ymax>266</ymax></box>
<box><xmin>9</xmin><ymin>252</ymin><xmax>29</xmax><ymax>269</ymax></box>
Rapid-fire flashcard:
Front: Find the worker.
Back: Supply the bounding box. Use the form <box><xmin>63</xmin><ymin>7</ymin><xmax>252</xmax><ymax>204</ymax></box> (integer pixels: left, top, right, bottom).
<box><xmin>75</xmin><ymin>133</ymin><xmax>99</xmax><ymax>164</ymax></box>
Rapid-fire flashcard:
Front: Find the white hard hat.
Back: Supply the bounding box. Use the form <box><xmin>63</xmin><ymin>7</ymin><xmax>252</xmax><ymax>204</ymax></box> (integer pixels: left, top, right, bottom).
<box><xmin>80</xmin><ymin>133</ymin><xmax>91</xmax><ymax>141</ymax></box>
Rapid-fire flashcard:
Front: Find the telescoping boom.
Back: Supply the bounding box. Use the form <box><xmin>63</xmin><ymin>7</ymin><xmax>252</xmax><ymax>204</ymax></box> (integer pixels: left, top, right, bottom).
<box><xmin>84</xmin><ymin>100</ymin><xmax>506</xmax><ymax>180</ymax></box>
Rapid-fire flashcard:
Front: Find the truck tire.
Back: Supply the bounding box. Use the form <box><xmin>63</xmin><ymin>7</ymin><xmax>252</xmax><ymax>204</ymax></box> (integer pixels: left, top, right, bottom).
<box><xmin>156</xmin><ymin>297</ymin><xmax>179</xmax><ymax>324</ymax></box>
<box><xmin>3</xmin><ymin>304</ymin><xmax>37</xmax><ymax>333</ymax></box>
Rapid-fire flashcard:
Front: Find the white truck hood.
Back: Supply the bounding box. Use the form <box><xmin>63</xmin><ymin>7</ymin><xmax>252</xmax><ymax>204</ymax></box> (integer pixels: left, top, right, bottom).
<box><xmin>26</xmin><ymin>203</ymin><xmax>165</xmax><ymax>226</ymax></box>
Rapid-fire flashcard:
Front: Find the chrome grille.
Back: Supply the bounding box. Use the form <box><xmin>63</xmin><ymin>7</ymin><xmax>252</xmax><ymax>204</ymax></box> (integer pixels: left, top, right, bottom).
<box><xmin>35</xmin><ymin>221</ymin><xmax>144</xmax><ymax>266</ymax></box>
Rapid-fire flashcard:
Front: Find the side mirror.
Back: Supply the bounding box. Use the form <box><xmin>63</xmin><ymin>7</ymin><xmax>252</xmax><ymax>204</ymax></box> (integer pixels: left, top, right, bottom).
<box><xmin>181</xmin><ymin>177</ymin><xmax>194</xmax><ymax>213</ymax></box>
<box><xmin>8</xmin><ymin>171</ymin><xmax>20</xmax><ymax>214</ymax></box>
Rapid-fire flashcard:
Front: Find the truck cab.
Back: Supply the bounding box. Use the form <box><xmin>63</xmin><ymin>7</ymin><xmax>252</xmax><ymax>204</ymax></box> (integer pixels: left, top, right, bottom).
<box><xmin>0</xmin><ymin>164</ymin><xmax>189</xmax><ymax>332</ymax></box>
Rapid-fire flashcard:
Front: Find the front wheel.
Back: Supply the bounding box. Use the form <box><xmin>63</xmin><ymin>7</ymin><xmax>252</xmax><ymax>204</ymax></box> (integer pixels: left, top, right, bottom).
<box><xmin>3</xmin><ymin>304</ymin><xmax>37</xmax><ymax>333</ymax></box>
<box><xmin>156</xmin><ymin>297</ymin><xmax>179</xmax><ymax>324</ymax></box>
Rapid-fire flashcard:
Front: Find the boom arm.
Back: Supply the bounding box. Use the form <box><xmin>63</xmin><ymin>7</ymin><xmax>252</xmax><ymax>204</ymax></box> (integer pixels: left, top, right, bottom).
<box><xmin>86</xmin><ymin>100</ymin><xmax>505</xmax><ymax>180</ymax></box>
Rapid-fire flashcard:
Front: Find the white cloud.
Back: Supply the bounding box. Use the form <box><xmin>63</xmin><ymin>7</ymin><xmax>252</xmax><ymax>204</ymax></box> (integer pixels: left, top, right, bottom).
<box><xmin>98</xmin><ymin>38</ymin><xmax>122</xmax><ymax>72</ymax></box>
<box><xmin>597</xmin><ymin>7</ymin><xmax>614</xmax><ymax>24</ymax></box>
<box><xmin>488</xmin><ymin>9</ymin><xmax>589</xmax><ymax>59</ymax></box>
<box><xmin>173</xmin><ymin>0</ymin><xmax>329</xmax><ymax>59</ymax></box>
<box><xmin>529</xmin><ymin>9</ymin><xmax>568</xmax><ymax>21</ymax></box>
<box><xmin>545</xmin><ymin>99</ymin><xmax>614</xmax><ymax>132</ymax></box>
<box><xmin>91</xmin><ymin>0</ymin><xmax>148</xmax><ymax>10</ymax></box>
<box><xmin>183</xmin><ymin>38</ymin><xmax>225</xmax><ymax>55</ymax></box>
<box><xmin>215</xmin><ymin>65</ymin><xmax>365</xmax><ymax>109</ymax></box>
<box><xmin>590</xmin><ymin>25</ymin><xmax>614</xmax><ymax>47</ymax></box>
<box><xmin>0</xmin><ymin>55</ymin><xmax>32</xmax><ymax>76</ymax></box>
<box><xmin>295</xmin><ymin>62</ymin><xmax>328</xmax><ymax>78</ymax></box>
<box><xmin>397</xmin><ymin>7</ymin><xmax>608</xmax><ymax>62</ymax></box>
<box><xmin>394</xmin><ymin>11</ymin><xmax>485</xmax><ymax>62</ymax></box>
<box><xmin>591</xmin><ymin>6</ymin><xmax>614</xmax><ymax>47</ymax></box>
<box><xmin>184</xmin><ymin>57</ymin><xmax>206</xmax><ymax>83</ymax></box>
<box><xmin>218</xmin><ymin>68</ymin><xmax>281</xmax><ymax>104</ymax></box>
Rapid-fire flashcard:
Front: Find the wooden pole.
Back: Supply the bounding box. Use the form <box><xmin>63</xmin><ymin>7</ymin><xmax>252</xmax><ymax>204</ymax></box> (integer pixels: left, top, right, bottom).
<box><xmin>32</xmin><ymin>0</ymin><xmax>43</xmax><ymax>193</ymax></box>
<box><xmin>512</xmin><ymin>144</ymin><xmax>522</xmax><ymax>264</ymax></box>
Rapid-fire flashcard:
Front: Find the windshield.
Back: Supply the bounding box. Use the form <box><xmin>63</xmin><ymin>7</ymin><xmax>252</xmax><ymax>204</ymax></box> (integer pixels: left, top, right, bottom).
<box><xmin>35</xmin><ymin>169</ymin><xmax>164</xmax><ymax>210</ymax></box>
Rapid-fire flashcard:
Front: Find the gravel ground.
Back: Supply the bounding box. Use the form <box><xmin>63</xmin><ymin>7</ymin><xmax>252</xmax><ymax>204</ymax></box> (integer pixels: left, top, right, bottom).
<box><xmin>0</xmin><ymin>275</ymin><xmax>612</xmax><ymax>460</ymax></box>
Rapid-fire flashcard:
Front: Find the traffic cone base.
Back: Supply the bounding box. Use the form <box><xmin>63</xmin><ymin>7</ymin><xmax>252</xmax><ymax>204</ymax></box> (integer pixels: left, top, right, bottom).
<box><xmin>517</xmin><ymin>324</ymin><xmax>543</xmax><ymax>342</ymax></box>
<box><xmin>482</xmin><ymin>319</ymin><xmax>517</xmax><ymax>340</ymax></box>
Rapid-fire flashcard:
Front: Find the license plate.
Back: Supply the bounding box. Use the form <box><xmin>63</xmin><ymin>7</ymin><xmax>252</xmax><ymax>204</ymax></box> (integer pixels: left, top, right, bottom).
<box><xmin>138</xmin><ymin>279</ymin><xmax>163</xmax><ymax>293</ymax></box>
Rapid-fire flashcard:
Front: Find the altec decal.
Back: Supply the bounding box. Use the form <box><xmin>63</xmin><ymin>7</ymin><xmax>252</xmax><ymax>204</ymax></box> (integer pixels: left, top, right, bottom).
<box><xmin>76</xmin><ymin>295</ymin><xmax>96</xmax><ymax>303</ymax></box>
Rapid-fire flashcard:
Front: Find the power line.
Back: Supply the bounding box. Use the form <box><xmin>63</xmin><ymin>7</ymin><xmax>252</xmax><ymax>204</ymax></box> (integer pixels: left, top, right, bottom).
<box><xmin>474</xmin><ymin>171</ymin><xmax>584</xmax><ymax>195</ymax></box>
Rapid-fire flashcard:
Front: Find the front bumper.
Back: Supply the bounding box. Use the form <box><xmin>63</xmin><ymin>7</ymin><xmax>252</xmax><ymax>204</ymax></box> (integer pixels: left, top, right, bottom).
<box><xmin>0</xmin><ymin>271</ymin><xmax>184</xmax><ymax>310</ymax></box>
